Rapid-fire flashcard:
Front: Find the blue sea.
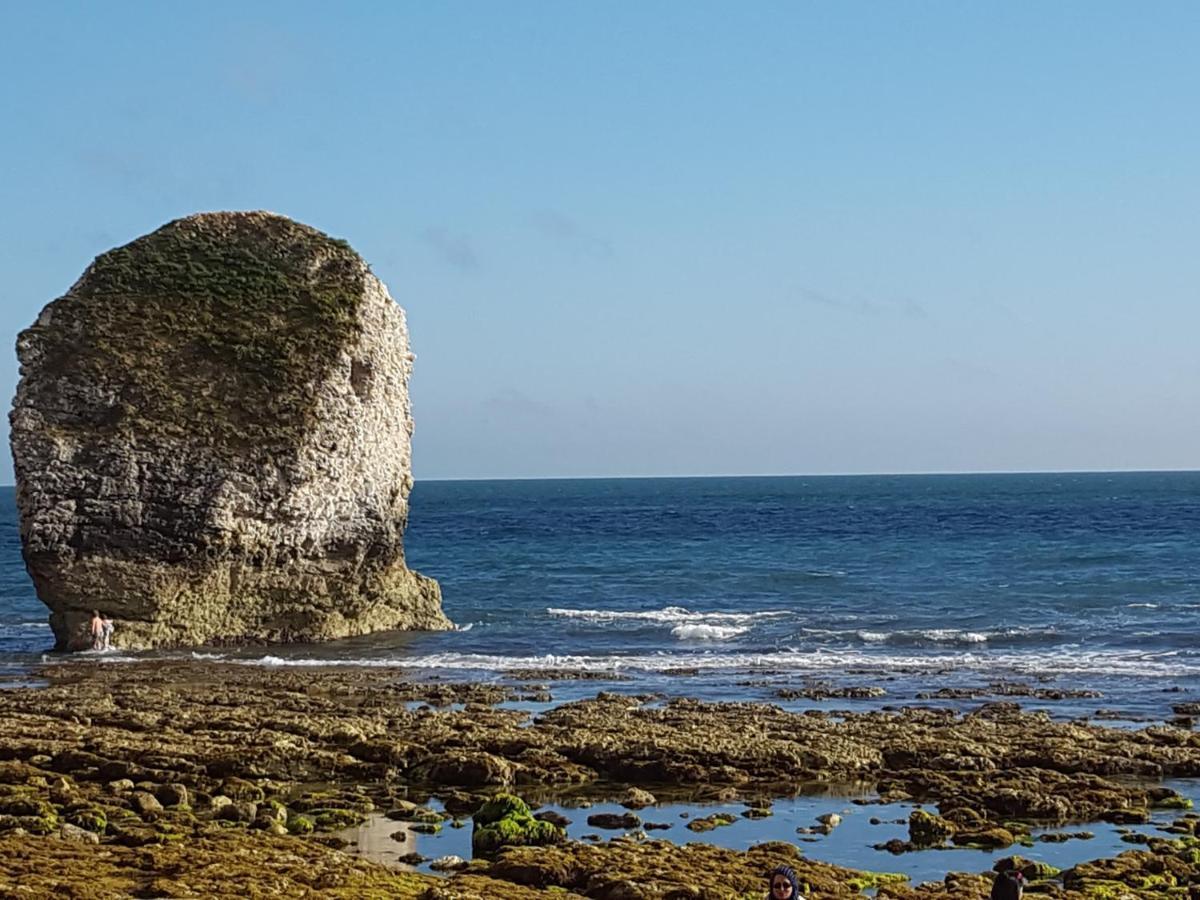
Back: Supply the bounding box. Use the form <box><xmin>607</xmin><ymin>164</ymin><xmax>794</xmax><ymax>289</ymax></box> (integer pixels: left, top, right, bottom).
<box><xmin>3</xmin><ymin>473</ymin><xmax>1200</xmax><ymax>720</ymax></box>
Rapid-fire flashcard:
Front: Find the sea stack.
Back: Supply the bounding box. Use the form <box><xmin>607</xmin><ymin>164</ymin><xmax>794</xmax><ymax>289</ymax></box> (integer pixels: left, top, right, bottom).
<box><xmin>9</xmin><ymin>211</ymin><xmax>450</xmax><ymax>649</ymax></box>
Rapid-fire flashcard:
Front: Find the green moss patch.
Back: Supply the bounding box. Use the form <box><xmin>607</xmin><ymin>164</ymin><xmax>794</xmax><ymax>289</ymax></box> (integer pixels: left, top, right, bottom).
<box><xmin>685</xmin><ymin>812</ymin><xmax>738</xmax><ymax>833</ymax></box>
<box><xmin>66</xmin><ymin>806</ymin><xmax>107</xmax><ymax>833</ymax></box>
<box><xmin>310</xmin><ymin>808</ymin><xmax>367</xmax><ymax>831</ymax></box>
<box><xmin>286</xmin><ymin>814</ymin><xmax>314</xmax><ymax>835</ymax></box>
<box><xmin>25</xmin><ymin>212</ymin><xmax>366</xmax><ymax>459</ymax></box>
<box><xmin>472</xmin><ymin>793</ymin><xmax>565</xmax><ymax>856</ymax></box>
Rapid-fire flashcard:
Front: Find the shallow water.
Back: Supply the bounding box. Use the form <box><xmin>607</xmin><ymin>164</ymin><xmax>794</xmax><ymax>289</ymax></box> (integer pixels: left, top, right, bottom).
<box><xmin>340</xmin><ymin>781</ymin><xmax>1200</xmax><ymax>885</ymax></box>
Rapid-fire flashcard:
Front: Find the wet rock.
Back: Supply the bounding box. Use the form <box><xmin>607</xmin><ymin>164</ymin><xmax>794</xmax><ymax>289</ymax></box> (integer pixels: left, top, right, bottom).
<box><xmin>413</xmin><ymin>752</ymin><xmax>514</xmax><ymax>787</ymax></box>
<box><xmin>951</xmin><ymin>827</ymin><xmax>1016</xmax><ymax>849</ymax></box>
<box><xmin>908</xmin><ymin>809</ymin><xmax>955</xmax><ymax>846</ymax></box>
<box><xmin>155</xmin><ymin>783</ymin><xmax>189</xmax><ymax>808</ymax></box>
<box><xmin>620</xmin><ymin>788</ymin><xmax>656</xmax><ymax>809</ymax></box>
<box><xmin>129</xmin><ymin>791</ymin><xmax>163</xmax><ymax>820</ymax></box>
<box><xmin>438</xmin><ymin>792</ymin><xmax>483</xmax><ymax>818</ymax></box>
<box><xmin>0</xmin><ymin>796</ymin><xmax>53</xmax><ymax>819</ymax></box>
<box><xmin>534</xmin><ymin>810</ymin><xmax>571</xmax><ymax>828</ymax></box>
<box><xmin>259</xmin><ymin>798</ymin><xmax>288</xmax><ymax>824</ymax></box>
<box><xmin>685</xmin><ymin>813</ymin><xmax>737</xmax><ymax>832</ymax></box>
<box><xmin>55</xmin><ymin>822</ymin><xmax>100</xmax><ymax>844</ymax></box>
<box><xmin>215</xmin><ymin>801</ymin><xmax>257</xmax><ymax>824</ymax></box>
<box><xmin>286</xmin><ymin>815</ymin><xmax>314</xmax><ymax>835</ymax></box>
<box><xmin>220</xmin><ymin>778</ymin><xmax>264</xmax><ymax>803</ymax></box>
<box><xmin>472</xmin><ymin>794</ymin><xmax>565</xmax><ymax>855</ymax></box>
<box><xmin>65</xmin><ymin>806</ymin><xmax>107</xmax><ymax>833</ymax></box>
<box><xmin>588</xmin><ymin>812</ymin><xmax>641</xmax><ymax>830</ymax></box>
<box><xmin>776</xmin><ymin>685</ymin><xmax>886</xmax><ymax>700</ymax></box>
<box><xmin>429</xmin><ymin>855</ymin><xmax>468</xmax><ymax>872</ymax></box>
<box><xmin>309</xmin><ymin>808</ymin><xmax>366</xmax><ymax>830</ymax></box>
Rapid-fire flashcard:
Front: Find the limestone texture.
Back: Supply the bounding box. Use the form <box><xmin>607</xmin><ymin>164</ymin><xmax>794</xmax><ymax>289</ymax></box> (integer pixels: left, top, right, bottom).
<box><xmin>10</xmin><ymin>211</ymin><xmax>449</xmax><ymax>649</ymax></box>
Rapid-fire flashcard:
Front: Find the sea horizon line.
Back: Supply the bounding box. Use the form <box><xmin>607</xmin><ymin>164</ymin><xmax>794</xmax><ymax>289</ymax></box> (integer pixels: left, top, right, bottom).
<box><xmin>1</xmin><ymin>466</ymin><xmax>1197</xmax><ymax>490</ymax></box>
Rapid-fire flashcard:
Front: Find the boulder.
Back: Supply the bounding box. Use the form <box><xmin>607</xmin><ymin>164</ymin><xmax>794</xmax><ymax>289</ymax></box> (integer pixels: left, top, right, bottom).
<box><xmin>908</xmin><ymin>809</ymin><xmax>955</xmax><ymax>846</ymax></box>
<box><xmin>472</xmin><ymin>794</ymin><xmax>565</xmax><ymax>856</ymax></box>
<box><xmin>129</xmin><ymin>791</ymin><xmax>163</xmax><ymax>820</ymax></box>
<box><xmin>588</xmin><ymin>812</ymin><xmax>642</xmax><ymax>830</ymax></box>
<box><xmin>619</xmin><ymin>788</ymin><xmax>656</xmax><ymax>810</ymax></box>
<box><xmin>155</xmin><ymin>783</ymin><xmax>189</xmax><ymax>808</ymax></box>
<box><xmin>10</xmin><ymin>211</ymin><xmax>450</xmax><ymax>649</ymax></box>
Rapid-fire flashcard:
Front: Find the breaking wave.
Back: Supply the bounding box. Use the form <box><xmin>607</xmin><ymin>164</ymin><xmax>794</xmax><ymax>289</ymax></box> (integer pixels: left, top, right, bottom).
<box><xmin>670</xmin><ymin>623</ymin><xmax>749</xmax><ymax>641</ymax></box>
<box><xmin>547</xmin><ymin>605</ymin><xmax>788</xmax><ymax>627</ymax></box>
<box><xmin>143</xmin><ymin>647</ymin><xmax>1200</xmax><ymax>680</ymax></box>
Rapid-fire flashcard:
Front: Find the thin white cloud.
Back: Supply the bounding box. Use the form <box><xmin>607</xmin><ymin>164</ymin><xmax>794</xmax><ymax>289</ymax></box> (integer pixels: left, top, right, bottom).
<box><xmin>794</xmin><ymin>286</ymin><xmax>928</xmax><ymax>320</ymax></box>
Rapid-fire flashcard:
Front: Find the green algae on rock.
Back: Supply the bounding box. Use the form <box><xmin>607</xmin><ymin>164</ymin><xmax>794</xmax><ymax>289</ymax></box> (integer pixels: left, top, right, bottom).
<box><xmin>472</xmin><ymin>794</ymin><xmax>566</xmax><ymax>856</ymax></box>
<box><xmin>10</xmin><ymin>211</ymin><xmax>449</xmax><ymax>649</ymax></box>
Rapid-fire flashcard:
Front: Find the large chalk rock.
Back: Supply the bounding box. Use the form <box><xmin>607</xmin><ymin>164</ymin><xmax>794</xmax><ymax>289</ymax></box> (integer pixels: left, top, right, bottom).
<box><xmin>10</xmin><ymin>211</ymin><xmax>450</xmax><ymax>649</ymax></box>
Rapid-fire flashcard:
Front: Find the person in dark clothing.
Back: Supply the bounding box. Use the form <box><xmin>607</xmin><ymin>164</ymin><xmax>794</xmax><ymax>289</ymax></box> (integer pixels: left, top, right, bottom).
<box><xmin>767</xmin><ymin>865</ymin><xmax>805</xmax><ymax>900</ymax></box>
<box><xmin>991</xmin><ymin>867</ymin><xmax>1025</xmax><ymax>899</ymax></box>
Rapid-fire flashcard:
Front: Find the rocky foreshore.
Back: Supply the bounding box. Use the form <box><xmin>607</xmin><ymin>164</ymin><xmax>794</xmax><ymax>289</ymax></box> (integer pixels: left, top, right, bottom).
<box><xmin>3</xmin><ymin>661</ymin><xmax>1200</xmax><ymax>897</ymax></box>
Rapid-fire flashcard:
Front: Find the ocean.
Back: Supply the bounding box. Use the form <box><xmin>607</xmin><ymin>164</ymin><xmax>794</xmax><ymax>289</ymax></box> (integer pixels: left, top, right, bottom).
<box><xmin>2</xmin><ymin>472</ymin><xmax>1199</xmax><ymax>720</ymax></box>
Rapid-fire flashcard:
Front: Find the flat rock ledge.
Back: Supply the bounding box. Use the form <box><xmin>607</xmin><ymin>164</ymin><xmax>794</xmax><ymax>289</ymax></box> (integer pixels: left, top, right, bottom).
<box><xmin>9</xmin><ymin>211</ymin><xmax>449</xmax><ymax>649</ymax></box>
<box><xmin>3</xmin><ymin>663</ymin><xmax>1200</xmax><ymax>897</ymax></box>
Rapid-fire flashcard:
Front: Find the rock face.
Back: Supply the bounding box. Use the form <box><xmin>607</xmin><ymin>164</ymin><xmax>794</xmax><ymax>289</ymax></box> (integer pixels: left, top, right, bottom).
<box><xmin>10</xmin><ymin>211</ymin><xmax>450</xmax><ymax>649</ymax></box>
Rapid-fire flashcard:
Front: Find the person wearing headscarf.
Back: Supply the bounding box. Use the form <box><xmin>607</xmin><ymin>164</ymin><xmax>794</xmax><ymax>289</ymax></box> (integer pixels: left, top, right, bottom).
<box><xmin>767</xmin><ymin>865</ymin><xmax>805</xmax><ymax>900</ymax></box>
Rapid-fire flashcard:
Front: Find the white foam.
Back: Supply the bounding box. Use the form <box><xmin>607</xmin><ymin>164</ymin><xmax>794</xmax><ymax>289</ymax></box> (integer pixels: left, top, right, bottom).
<box><xmin>1127</xmin><ymin>603</ymin><xmax>1160</xmax><ymax>609</ymax></box>
<box><xmin>843</xmin><ymin>626</ymin><xmax>1056</xmax><ymax>645</ymax></box>
<box><xmin>917</xmin><ymin>629</ymin><xmax>988</xmax><ymax>643</ymax></box>
<box><xmin>547</xmin><ymin>605</ymin><xmax>788</xmax><ymax>627</ymax></box>
<box><xmin>670</xmin><ymin>624</ymin><xmax>749</xmax><ymax>641</ymax></box>
<box><xmin>192</xmin><ymin>647</ymin><xmax>1200</xmax><ymax>679</ymax></box>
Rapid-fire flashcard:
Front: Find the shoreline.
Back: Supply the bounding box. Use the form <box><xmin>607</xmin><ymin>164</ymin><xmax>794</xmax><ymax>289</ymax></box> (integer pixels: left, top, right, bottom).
<box><xmin>3</xmin><ymin>660</ymin><xmax>1200</xmax><ymax>896</ymax></box>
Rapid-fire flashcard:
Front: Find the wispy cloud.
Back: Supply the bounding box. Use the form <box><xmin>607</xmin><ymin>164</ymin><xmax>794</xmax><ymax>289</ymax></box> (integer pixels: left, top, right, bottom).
<box><xmin>794</xmin><ymin>286</ymin><xmax>928</xmax><ymax>320</ymax></box>
<box><xmin>420</xmin><ymin>227</ymin><xmax>480</xmax><ymax>273</ymax></box>
<box><xmin>481</xmin><ymin>388</ymin><xmax>554</xmax><ymax>418</ymax></box>
<box><xmin>529</xmin><ymin>210</ymin><xmax>614</xmax><ymax>259</ymax></box>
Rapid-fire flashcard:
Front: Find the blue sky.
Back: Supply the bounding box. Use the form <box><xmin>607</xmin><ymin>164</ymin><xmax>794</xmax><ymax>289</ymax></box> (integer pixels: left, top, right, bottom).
<box><xmin>2</xmin><ymin>2</ymin><xmax>1197</xmax><ymax>481</ymax></box>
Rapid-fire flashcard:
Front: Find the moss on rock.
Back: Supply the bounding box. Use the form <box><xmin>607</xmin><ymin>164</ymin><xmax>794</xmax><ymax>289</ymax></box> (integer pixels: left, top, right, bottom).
<box><xmin>908</xmin><ymin>809</ymin><xmax>955</xmax><ymax>846</ymax></box>
<box><xmin>30</xmin><ymin>212</ymin><xmax>365</xmax><ymax>457</ymax></box>
<box><xmin>472</xmin><ymin>794</ymin><xmax>565</xmax><ymax>856</ymax></box>
<box><xmin>286</xmin><ymin>814</ymin><xmax>315</xmax><ymax>835</ymax></box>
<box><xmin>310</xmin><ymin>808</ymin><xmax>367</xmax><ymax>831</ymax></box>
<box><xmin>66</xmin><ymin>806</ymin><xmax>107</xmax><ymax>833</ymax></box>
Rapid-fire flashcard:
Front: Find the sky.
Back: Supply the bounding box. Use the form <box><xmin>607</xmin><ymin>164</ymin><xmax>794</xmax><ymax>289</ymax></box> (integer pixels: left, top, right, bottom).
<box><xmin>1</xmin><ymin>1</ymin><xmax>1197</xmax><ymax>481</ymax></box>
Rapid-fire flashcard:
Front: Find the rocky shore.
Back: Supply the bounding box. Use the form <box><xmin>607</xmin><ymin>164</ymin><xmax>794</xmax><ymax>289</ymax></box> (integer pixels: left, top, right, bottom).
<box><xmin>3</xmin><ymin>661</ymin><xmax>1200</xmax><ymax>897</ymax></box>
